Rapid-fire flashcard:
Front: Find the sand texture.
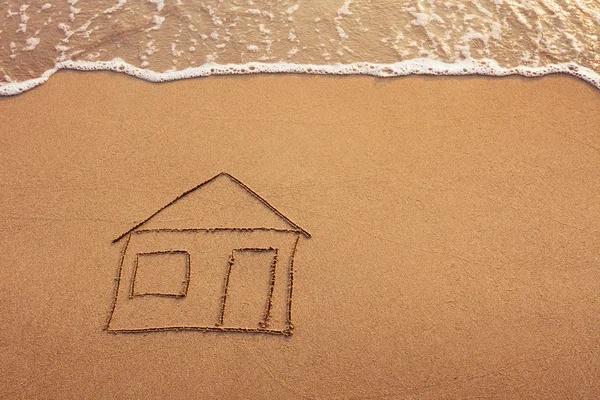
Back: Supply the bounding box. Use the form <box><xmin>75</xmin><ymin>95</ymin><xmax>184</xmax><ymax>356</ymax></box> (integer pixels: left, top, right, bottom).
<box><xmin>1</xmin><ymin>73</ymin><xmax>600</xmax><ymax>398</ymax></box>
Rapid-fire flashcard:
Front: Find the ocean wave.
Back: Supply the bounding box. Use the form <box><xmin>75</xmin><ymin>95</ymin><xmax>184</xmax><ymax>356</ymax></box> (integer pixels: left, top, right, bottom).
<box><xmin>1</xmin><ymin>0</ymin><xmax>599</xmax><ymax>95</ymax></box>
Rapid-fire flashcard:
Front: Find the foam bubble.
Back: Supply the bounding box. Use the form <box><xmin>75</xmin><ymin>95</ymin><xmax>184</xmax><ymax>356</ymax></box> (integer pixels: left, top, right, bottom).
<box><xmin>286</xmin><ymin>5</ymin><xmax>299</xmax><ymax>15</ymax></box>
<box><xmin>24</xmin><ymin>37</ymin><xmax>41</xmax><ymax>51</ymax></box>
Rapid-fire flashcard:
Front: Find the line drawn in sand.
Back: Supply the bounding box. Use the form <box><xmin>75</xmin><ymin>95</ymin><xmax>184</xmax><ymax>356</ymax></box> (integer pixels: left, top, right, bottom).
<box><xmin>105</xmin><ymin>172</ymin><xmax>310</xmax><ymax>336</ymax></box>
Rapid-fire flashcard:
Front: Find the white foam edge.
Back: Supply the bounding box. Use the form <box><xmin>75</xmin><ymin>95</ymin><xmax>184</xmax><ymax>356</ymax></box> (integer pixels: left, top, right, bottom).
<box><xmin>1</xmin><ymin>57</ymin><xmax>598</xmax><ymax>96</ymax></box>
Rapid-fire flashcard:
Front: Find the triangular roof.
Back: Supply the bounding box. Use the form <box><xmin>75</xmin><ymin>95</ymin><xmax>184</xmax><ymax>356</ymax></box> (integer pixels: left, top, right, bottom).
<box><xmin>113</xmin><ymin>172</ymin><xmax>310</xmax><ymax>243</ymax></box>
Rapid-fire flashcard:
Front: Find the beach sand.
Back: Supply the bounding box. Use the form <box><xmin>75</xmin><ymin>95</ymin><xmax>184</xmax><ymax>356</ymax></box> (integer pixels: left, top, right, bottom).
<box><xmin>1</xmin><ymin>73</ymin><xmax>600</xmax><ymax>398</ymax></box>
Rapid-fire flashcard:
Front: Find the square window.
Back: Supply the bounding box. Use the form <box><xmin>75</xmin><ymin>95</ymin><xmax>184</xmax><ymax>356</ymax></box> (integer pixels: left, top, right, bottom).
<box><xmin>130</xmin><ymin>251</ymin><xmax>190</xmax><ymax>298</ymax></box>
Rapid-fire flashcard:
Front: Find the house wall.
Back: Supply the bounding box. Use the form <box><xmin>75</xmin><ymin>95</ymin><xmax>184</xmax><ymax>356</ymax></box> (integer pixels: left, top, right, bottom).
<box><xmin>107</xmin><ymin>229</ymin><xmax>300</xmax><ymax>333</ymax></box>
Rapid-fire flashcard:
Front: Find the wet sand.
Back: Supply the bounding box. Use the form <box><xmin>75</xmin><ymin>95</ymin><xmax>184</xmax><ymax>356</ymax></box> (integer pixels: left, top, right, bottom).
<box><xmin>1</xmin><ymin>73</ymin><xmax>599</xmax><ymax>399</ymax></box>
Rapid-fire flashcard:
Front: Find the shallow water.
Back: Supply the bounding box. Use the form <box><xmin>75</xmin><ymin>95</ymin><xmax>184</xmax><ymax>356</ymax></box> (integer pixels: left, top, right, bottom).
<box><xmin>1</xmin><ymin>0</ymin><xmax>599</xmax><ymax>95</ymax></box>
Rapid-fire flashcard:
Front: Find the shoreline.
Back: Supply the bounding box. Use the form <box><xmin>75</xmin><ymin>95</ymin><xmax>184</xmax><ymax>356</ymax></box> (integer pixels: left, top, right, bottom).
<box><xmin>2</xmin><ymin>58</ymin><xmax>599</xmax><ymax>96</ymax></box>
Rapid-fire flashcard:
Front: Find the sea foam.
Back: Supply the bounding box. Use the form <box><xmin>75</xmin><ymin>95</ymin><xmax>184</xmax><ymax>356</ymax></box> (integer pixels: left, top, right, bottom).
<box><xmin>1</xmin><ymin>58</ymin><xmax>599</xmax><ymax>96</ymax></box>
<box><xmin>1</xmin><ymin>0</ymin><xmax>599</xmax><ymax>95</ymax></box>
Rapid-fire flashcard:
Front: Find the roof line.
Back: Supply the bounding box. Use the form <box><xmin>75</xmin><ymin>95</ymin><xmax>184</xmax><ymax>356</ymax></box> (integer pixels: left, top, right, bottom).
<box><xmin>112</xmin><ymin>172</ymin><xmax>311</xmax><ymax>243</ymax></box>
<box><xmin>133</xmin><ymin>227</ymin><xmax>303</xmax><ymax>234</ymax></box>
<box><xmin>222</xmin><ymin>173</ymin><xmax>311</xmax><ymax>239</ymax></box>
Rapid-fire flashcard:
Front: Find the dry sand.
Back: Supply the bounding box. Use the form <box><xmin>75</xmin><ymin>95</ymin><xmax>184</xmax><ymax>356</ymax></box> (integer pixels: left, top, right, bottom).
<box><xmin>1</xmin><ymin>73</ymin><xmax>600</xmax><ymax>399</ymax></box>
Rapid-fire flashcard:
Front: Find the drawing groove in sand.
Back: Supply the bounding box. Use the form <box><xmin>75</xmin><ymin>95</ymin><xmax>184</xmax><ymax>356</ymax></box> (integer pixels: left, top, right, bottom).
<box><xmin>105</xmin><ymin>172</ymin><xmax>310</xmax><ymax>336</ymax></box>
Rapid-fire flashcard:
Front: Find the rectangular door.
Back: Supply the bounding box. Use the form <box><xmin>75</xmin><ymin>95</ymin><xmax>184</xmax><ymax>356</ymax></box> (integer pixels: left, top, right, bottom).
<box><xmin>218</xmin><ymin>248</ymin><xmax>277</xmax><ymax>329</ymax></box>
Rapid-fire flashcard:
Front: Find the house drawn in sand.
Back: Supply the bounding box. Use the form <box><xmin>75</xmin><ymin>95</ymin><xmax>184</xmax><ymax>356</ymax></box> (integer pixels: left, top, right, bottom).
<box><xmin>106</xmin><ymin>172</ymin><xmax>310</xmax><ymax>336</ymax></box>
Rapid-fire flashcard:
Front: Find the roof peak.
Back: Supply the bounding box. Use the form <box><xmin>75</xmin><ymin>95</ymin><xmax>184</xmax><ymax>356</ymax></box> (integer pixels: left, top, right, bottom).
<box><xmin>113</xmin><ymin>172</ymin><xmax>310</xmax><ymax>243</ymax></box>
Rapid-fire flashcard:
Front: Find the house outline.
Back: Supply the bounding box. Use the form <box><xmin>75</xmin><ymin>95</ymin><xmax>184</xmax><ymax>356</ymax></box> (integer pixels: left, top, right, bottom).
<box><xmin>106</xmin><ymin>172</ymin><xmax>310</xmax><ymax>336</ymax></box>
